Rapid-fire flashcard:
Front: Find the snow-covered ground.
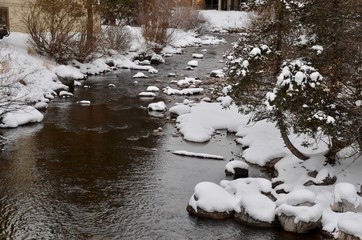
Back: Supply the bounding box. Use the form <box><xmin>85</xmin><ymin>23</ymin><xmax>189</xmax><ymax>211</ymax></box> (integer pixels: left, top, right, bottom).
<box><xmin>0</xmin><ymin>9</ymin><xmax>361</xmax><ymax>239</ymax></box>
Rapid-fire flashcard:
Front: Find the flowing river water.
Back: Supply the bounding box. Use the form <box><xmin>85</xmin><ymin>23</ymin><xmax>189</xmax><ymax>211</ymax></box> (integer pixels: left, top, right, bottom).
<box><xmin>0</xmin><ymin>35</ymin><xmax>321</xmax><ymax>239</ymax></box>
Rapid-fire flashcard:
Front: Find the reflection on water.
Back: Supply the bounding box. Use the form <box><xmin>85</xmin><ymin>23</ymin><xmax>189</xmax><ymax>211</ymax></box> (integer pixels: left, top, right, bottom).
<box><xmin>0</xmin><ymin>35</ymin><xmax>321</xmax><ymax>240</ymax></box>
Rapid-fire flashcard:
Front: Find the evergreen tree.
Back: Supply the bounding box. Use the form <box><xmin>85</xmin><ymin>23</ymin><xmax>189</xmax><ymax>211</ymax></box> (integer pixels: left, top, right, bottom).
<box><xmin>302</xmin><ymin>0</ymin><xmax>362</xmax><ymax>162</ymax></box>
<box><xmin>225</xmin><ymin>0</ymin><xmax>310</xmax><ymax>160</ymax></box>
<box><xmin>225</xmin><ymin>0</ymin><xmax>362</xmax><ymax>162</ymax></box>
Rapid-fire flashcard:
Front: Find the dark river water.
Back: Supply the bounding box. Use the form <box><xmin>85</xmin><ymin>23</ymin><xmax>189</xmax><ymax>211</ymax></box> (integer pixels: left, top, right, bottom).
<box><xmin>0</xmin><ymin>35</ymin><xmax>321</xmax><ymax>239</ymax></box>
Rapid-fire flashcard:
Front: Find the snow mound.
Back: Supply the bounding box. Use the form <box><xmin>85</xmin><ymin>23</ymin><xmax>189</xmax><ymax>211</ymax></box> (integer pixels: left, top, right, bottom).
<box><xmin>148</xmin><ymin>101</ymin><xmax>166</xmax><ymax>112</ymax></box>
<box><xmin>338</xmin><ymin>213</ymin><xmax>362</xmax><ymax>239</ymax></box>
<box><xmin>333</xmin><ymin>182</ymin><xmax>361</xmax><ymax>207</ymax></box>
<box><xmin>225</xmin><ymin>160</ymin><xmax>249</xmax><ymax>174</ymax></box>
<box><xmin>0</xmin><ymin>106</ymin><xmax>44</xmax><ymax>128</ymax></box>
<box><xmin>188</xmin><ymin>182</ymin><xmax>238</xmax><ymax>213</ymax></box>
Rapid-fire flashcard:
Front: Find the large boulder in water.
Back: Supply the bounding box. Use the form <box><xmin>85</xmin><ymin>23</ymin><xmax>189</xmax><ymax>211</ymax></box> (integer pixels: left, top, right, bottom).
<box><xmin>225</xmin><ymin>160</ymin><xmax>249</xmax><ymax>179</ymax></box>
<box><xmin>234</xmin><ymin>192</ymin><xmax>277</xmax><ymax>228</ymax></box>
<box><xmin>275</xmin><ymin>189</ymin><xmax>323</xmax><ymax>234</ymax></box>
<box><xmin>187</xmin><ymin>182</ymin><xmax>238</xmax><ymax>220</ymax></box>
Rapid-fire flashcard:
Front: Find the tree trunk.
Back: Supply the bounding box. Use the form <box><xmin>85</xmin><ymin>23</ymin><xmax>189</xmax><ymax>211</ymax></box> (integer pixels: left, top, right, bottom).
<box><xmin>280</xmin><ymin>127</ymin><xmax>309</xmax><ymax>161</ymax></box>
<box><xmin>272</xmin><ymin>2</ymin><xmax>309</xmax><ymax>161</ymax></box>
<box><xmin>86</xmin><ymin>0</ymin><xmax>94</xmax><ymax>50</ymax></box>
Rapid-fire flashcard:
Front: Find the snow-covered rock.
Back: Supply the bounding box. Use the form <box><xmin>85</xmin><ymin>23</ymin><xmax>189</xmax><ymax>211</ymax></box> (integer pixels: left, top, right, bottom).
<box><xmin>331</xmin><ymin>183</ymin><xmax>362</xmax><ymax>213</ymax></box>
<box><xmin>138</xmin><ymin>92</ymin><xmax>156</xmax><ymax>97</ymax></box>
<box><xmin>338</xmin><ymin>213</ymin><xmax>362</xmax><ymax>239</ymax></box>
<box><xmin>210</xmin><ymin>69</ymin><xmax>225</xmax><ymax>78</ymax></box>
<box><xmin>133</xmin><ymin>72</ymin><xmax>148</xmax><ymax>78</ymax></box>
<box><xmin>192</xmin><ymin>53</ymin><xmax>204</xmax><ymax>59</ymax></box>
<box><xmin>77</xmin><ymin>100</ymin><xmax>91</xmax><ymax>106</ymax></box>
<box><xmin>225</xmin><ymin>160</ymin><xmax>249</xmax><ymax>178</ymax></box>
<box><xmin>0</xmin><ymin>106</ymin><xmax>44</xmax><ymax>128</ymax></box>
<box><xmin>146</xmin><ymin>86</ymin><xmax>160</xmax><ymax>92</ymax></box>
<box><xmin>59</xmin><ymin>91</ymin><xmax>73</xmax><ymax>98</ymax></box>
<box><xmin>147</xmin><ymin>101</ymin><xmax>166</xmax><ymax>112</ymax></box>
<box><xmin>187</xmin><ymin>60</ymin><xmax>198</xmax><ymax>67</ymax></box>
<box><xmin>187</xmin><ymin>182</ymin><xmax>238</xmax><ymax>220</ymax></box>
<box><xmin>275</xmin><ymin>189</ymin><xmax>323</xmax><ymax>233</ymax></box>
<box><xmin>177</xmin><ymin>77</ymin><xmax>202</xmax><ymax>88</ymax></box>
<box><xmin>234</xmin><ymin>193</ymin><xmax>277</xmax><ymax>227</ymax></box>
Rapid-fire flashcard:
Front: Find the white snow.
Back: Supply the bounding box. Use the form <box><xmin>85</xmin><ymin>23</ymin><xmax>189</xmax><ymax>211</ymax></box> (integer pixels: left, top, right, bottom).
<box><xmin>239</xmin><ymin>192</ymin><xmax>276</xmax><ymax>223</ymax></box>
<box><xmin>210</xmin><ymin>69</ymin><xmax>225</xmax><ymax>78</ymax></box>
<box><xmin>337</xmin><ymin>214</ymin><xmax>362</xmax><ymax>239</ymax></box>
<box><xmin>146</xmin><ymin>86</ymin><xmax>160</xmax><ymax>92</ymax></box>
<box><xmin>276</xmin><ymin>189</ymin><xmax>316</xmax><ymax>206</ymax></box>
<box><xmin>189</xmin><ymin>182</ymin><xmax>239</xmax><ymax>213</ymax></box>
<box><xmin>192</xmin><ymin>53</ymin><xmax>204</xmax><ymax>59</ymax></box>
<box><xmin>77</xmin><ymin>100</ymin><xmax>91</xmax><ymax>106</ymax></box>
<box><xmin>0</xmin><ymin>106</ymin><xmax>44</xmax><ymax>128</ymax></box>
<box><xmin>133</xmin><ymin>72</ymin><xmax>148</xmax><ymax>78</ymax></box>
<box><xmin>148</xmin><ymin>101</ymin><xmax>166</xmax><ymax>112</ymax></box>
<box><xmin>199</xmin><ymin>10</ymin><xmax>254</xmax><ymax>33</ymax></box>
<box><xmin>59</xmin><ymin>91</ymin><xmax>73</xmax><ymax>98</ymax></box>
<box><xmin>225</xmin><ymin>160</ymin><xmax>249</xmax><ymax>174</ymax></box>
<box><xmin>169</xmin><ymin>105</ymin><xmax>191</xmax><ymax>116</ymax></box>
<box><xmin>177</xmin><ymin>77</ymin><xmax>202</xmax><ymax>88</ymax></box>
<box><xmin>162</xmin><ymin>86</ymin><xmax>204</xmax><ymax>96</ymax></box>
<box><xmin>173</xmin><ymin>150</ymin><xmax>224</xmax><ymax>160</ymax></box>
<box><xmin>138</xmin><ymin>92</ymin><xmax>156</xmax><ymax>97</ymax></box>
<box><xmin>176</xmin><ymin>102</ymin><xmax>248</xmax><ymax>142</ymax></box>
<box><xmin>249</xmin><ymin>47</ymin><xmax>261</xmax><ymax>57</ymax></box>
<box><xmin>333</xmin><ymin>182</ymin><xmax>361</xmax><ymax>207</ymax></box>
<box><xmin>187</xmin><ymin>60</ymin><xmax>198</xmax><ymax>67</ymax></box>
<box><xmin>54</xmin><ymin>65</ymin><xmax>86</xmax><ymax>79</ymax></box>
<box><xmin>275</xmin><ymin>203</ymin><xmax>323</xmax><ymax>223</ymax></box>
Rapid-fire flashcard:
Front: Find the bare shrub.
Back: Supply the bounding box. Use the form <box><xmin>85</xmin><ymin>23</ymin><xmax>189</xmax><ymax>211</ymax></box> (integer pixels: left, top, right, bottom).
<box><xmin>137</xmin><ymin>0</ymin><xmax>175</xmax><ymax>53</ymax></box>
<box><xmin>100</xmin><ymin>24</ymin><xmax>132</xmax><ymax>53</ymax></box>
<box><xmin>170</xmin><ymin>6</ymin><xmax>205</xmax><ymax>31</ymax></box>
<box><xmin>23</xmin><ymin>0</ymin><xmax>99</xmax><ymax>64</ymax></box>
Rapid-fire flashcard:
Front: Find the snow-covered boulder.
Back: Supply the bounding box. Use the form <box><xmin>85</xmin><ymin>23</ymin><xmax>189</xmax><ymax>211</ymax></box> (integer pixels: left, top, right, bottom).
<box><xmin>275</xmin><ymin>189</ymin><xmax>323</xmax><ymax>233</ymax></box>
<box><xmin>138</xmin><ymin>92</ymin><xmax>156</xmax><ymax>97</ymax></box>
<box><xmin>338</xmin><ymin>213</ymin><xmax>362</xmax><ymax>240</ymax></box>
<box><xmin>304</xmin><ymin>168</ymin><xmax>337</xmax><ymax>186</ymax></box>
<box><xmin>148</xmin><ymin>101</ymin><xmax>166</xmax><ymax>112</ymax></box>
<box><xmin>234</xmin><ymin>192</ymin><xmax>277</xmax><ymax>227</ymax></box>
<box><xmin>225</xmin><ymin>160</ymin><xmax>249</xmax><ymax>178</ymax></box>
<box><xmin>331</xmin><ymin>183</ymin><xmax>362</xmax><ymax>213</ymax></box>
<box><xmin>146</xmin><ymin>86</ymin><xmax>160</xmax><ymax>92</ymax></box>
<box><xmin>59</xmin><ymin>91</ymin><xmax>73</xmax><ymax>98</ymax></box>
<box><xmin>77</xmin><ymin>100</ymin><xmax>91</xmax><ymax>106</ymax></box>
<box><xmin>0</xmin><ymin>106</ymin><xmax>44</xmax><ymax>128</ymax></box>
<box><xmin>187</xmin><ymin>182</ymin><xmax>238</xmax><ymax>220</ymax></box>
<box><xmin>150</xmin><ymin>53</ymin><xmax>165</xmax><ymax>64</ymax></box>
<box><xmin>177</xmin><ymin>77</ymin><xmax>202</xmax><ymax>88</ymax></box>
<box><xmin>192</xmin><ymin>53</ymin><xmax>204</xmax><ymax>59</ymax></box>
<box><xmin>187</xmin><ymin>60</ymin><xmax>198</xmax><ymax>67</ymax></box>
<box><xmin>220</xmin><ymin>178</ymin><xmax>277</xmax><ymax>227</ymax></box>
<box><xmin>133</xmin><ymin>72</ymin><xmax>148</xmax><ymax>78</ymax></box>
<box><xmin>210</xmin><ymin>69</ymin><xmax>225</xmax><ymax>78</ymax></box>
<box><xmin>168</xmin><ymin>73</ymin><xmax>176</xmax><ymax>77</ymax></box>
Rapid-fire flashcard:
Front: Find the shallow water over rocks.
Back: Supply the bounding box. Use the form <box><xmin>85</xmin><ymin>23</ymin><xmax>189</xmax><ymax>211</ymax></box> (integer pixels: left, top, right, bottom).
<box><xmin>0</xmin><ymin>35</ymin><xmax>321</xmax><ymax>239</ymax></box>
